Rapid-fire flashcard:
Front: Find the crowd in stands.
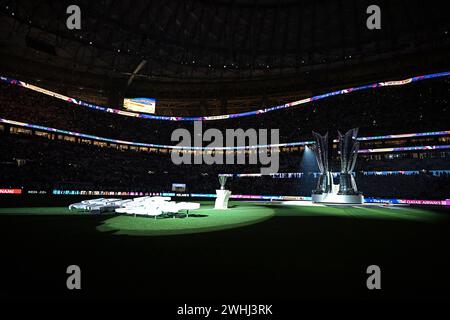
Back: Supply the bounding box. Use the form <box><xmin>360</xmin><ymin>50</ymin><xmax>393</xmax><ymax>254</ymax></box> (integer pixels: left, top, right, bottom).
<box><xmin>0</xmin><ymin>134</ymin><xmax>448</xmax><ymax>200</ymax></box>
<box><xmin>0</xmin><ymin>76</ymin><xmax>449</xmax><ymax>200</ymax></box>
<box><xmin>0</xmin><ymin>76</ymin><xmax>449</xmax><ymax>145</ymax></box>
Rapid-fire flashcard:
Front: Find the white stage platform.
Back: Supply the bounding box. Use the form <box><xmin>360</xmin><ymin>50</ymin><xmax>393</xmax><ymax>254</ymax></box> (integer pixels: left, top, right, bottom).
<box><xmin>215</xmin><ymin>189</ymin><xmax>231</xmax><ymax>209</ymax></box>
<box><xmin>69</xmin><ymin>196</ymin><xmax>200</xmax><ymax>217</ymax></box>
<box><xmin>312</xmin><ymin>192</ymin><xmax>364</xmax><ymax>204</ymax></box>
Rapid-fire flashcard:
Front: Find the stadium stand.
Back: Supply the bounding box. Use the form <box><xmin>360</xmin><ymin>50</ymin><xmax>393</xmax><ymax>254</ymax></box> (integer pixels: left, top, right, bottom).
<box><xmin>0</xmin><ymin>76</ymin><xmax>449</xmax><ymax>144</ymax></box>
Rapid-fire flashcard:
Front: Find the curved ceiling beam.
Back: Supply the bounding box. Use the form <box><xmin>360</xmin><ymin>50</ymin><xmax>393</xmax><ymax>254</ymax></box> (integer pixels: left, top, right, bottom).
<box><xmin>126</xmin><ymin>59</ymin><xmax>147</xmax><ymax>87</ymax></box>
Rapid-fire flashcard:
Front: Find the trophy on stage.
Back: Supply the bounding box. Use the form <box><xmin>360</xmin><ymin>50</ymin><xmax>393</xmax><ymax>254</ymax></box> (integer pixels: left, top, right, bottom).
<box><xmin>219</xmin><ymin>175</ymin><xmax>228</xmax><ymax>190</ymax></box>
<box><xmin>337</xmin><ymin>128</ymin><xmax>360</xmax><ymax>195</ymax></box>
<box><xmin>310</xmin><ymin>128</ymin><xmax>363</xmax><ymax>204</ymax></box>
<box><xmin>215</xmin><ymin>175</ymin><xmax>232</xmax><ymax>209</ymax></box>
<box><xmin>311</xmin><ymin>131</ymin><xmax>332</xmax><ymax>195</ymax></box>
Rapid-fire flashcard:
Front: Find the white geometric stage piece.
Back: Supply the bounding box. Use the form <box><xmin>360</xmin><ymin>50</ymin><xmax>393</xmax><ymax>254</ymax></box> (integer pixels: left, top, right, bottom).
<box><xmin>311</xmin><ymin>192</ymin><xmax>364</xmax><ymax>204</ymax></box>
<box><xmin>69</xmin><ymin>196</ymin><xmax>200</xmax><ymax>217</ymax></box>
<box><xmin>214</xmin><ymin>189</ymin><xmax>231</xmax><ymax>209</ymax></box>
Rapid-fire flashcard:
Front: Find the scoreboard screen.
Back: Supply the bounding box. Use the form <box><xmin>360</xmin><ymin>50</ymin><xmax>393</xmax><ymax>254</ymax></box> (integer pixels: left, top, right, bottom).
<box><xmin>172</xmin><ymin>183</ymin><xmax>186</xmax><ymax>192</ymax></box>
<box><xmin>123</xmin><ymin>97</ymin><xmax>156</xmax><ymax>114</ymax></box>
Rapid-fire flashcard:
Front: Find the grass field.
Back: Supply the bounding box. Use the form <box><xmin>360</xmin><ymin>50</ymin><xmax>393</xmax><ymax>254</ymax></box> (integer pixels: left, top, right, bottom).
<box><xmin>0</xmin><ymin>200</ymin><xmax>449</xmax><ymax>300</ymax></box>
<box><xmin>0</xmin><ymin>201</ymin><xmax>443</xmax><ymax>236</ymax></box>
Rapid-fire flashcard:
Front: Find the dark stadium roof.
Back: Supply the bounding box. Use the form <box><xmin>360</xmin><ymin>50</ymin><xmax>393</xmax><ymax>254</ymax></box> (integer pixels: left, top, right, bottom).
<box><xmin>1</xmin><ymin>0</ymin><xmax>449</xmax><ymax>114</ymax></box>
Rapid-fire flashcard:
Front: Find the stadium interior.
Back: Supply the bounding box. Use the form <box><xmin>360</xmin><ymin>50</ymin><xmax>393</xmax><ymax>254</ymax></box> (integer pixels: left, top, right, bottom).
<box><xmin>0</xmin><ymin>0</ymin><xmax>449</xmax><ymax>306</ymax></box>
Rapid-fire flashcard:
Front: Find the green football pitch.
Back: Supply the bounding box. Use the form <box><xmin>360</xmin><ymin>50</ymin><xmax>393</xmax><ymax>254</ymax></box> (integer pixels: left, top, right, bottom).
<box><xmin>1</xmin><ymin>201</ymin><xmax>449</xmax><ymax>299</ymax></box>
<box><xmin>0</xmin><ymin>201</ymin><xmax>444</xmax><ymax>236</ymax></box>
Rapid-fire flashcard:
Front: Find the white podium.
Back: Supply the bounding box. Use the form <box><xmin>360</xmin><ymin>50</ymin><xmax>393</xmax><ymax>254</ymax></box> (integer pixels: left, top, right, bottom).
<box><xmin>215</xmin><ymin>189</ymin><xmax>231</xmax><ymax>209</ymax></box>
<box><xmin>312</xmin><ymin>192</ymin><xmax>364</xmax><ymax>204</ymax></box>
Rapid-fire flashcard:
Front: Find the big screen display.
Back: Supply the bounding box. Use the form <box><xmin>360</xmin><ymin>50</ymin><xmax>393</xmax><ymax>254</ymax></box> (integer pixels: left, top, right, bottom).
<box><xmin>123</xmin><ymin>97</ymin><xmax>156</xmax><ymax>114</ymax></box>
<box><xmin>172</xmin><ymin>183</ymin><xmax>186</xmax><ymax>192</ymax></box>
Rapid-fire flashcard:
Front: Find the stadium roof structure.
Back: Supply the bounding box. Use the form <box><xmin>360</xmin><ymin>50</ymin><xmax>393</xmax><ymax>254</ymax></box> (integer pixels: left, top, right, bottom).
<box><xmin>0</xmin><ymin>0</ymin><xmax>449</xmax><ymax>115</ymax></box>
